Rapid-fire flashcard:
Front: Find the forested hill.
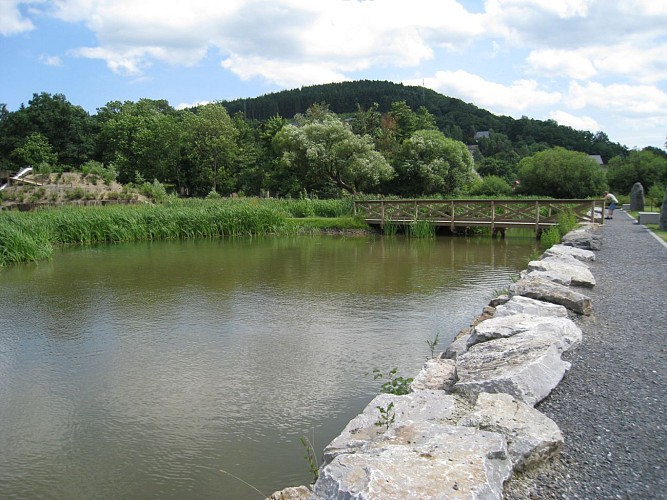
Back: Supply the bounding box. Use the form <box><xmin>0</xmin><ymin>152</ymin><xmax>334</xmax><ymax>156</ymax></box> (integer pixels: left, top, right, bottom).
<box><xmin>220</xmin><ymin>80</ymin><xmax>626</xmax><ymax>161</ymax></box>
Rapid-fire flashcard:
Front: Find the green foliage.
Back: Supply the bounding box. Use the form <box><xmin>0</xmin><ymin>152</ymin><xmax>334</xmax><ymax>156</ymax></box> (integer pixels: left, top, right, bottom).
<box><xmin>139</xmin><ymin>179</ymin><xmax>169</xmax><ymax>202</ymax></box>
<box><xmin>375</xmin><ymin>402</ymin><xmax>396</xmax><ymax>431</ymax></box>
<box><xmin>11</xmin><ymin>132</ymin><xmax>57</xmax><ymax>168</ymax></box>
<box><xmin>299</xmin><ymin>435</ymin><xmax>319</xmax><ymax>484</ymax></box>
<box><xmin>540</xmin><ymin>226</ymin><xmax>562</xmax><ymax>249</ymax></box>
<box><xmin>467</xmin><ymin>175</ymin><xmax>513</xmax><ymax>196</ymax></box>
<box><xmin>426</xmin><ymin>331</ymin><xmax>441</xmax><ymax>359</ymax></box>
<box><xmin>373</xmin><ymin>368</ymin><xmax>413</xmax><ymax>395</ymax></box>
<box><xmin>408</xmin><ymin>220</ymin><xmax>435</xmax><ymax>239</ymax></box>
<box><xmin>647</xmin><ymin>184</ymin><xmax>665</xmax><ymax>209</ymax></box>
<box><xmin>81</xmin><ymin>160</ymin><xmax>118</xmax><ymax>185</ymax></box>
<box><xmin>518</xmin><ymin>147</ymin><xmax>607</xmax><ymax>198</ymax></box>
<box><xmin>273</xmin><ymin>107</ymin><xmax>393</xmax><ymax>196</ymax></box>
<box><xmin>607</xmin><ymin>150</ymin><xmax>667</xmax><ymax>194</ymax></box>
<box><xmin>392</xmin><ymin>130</ymin><xmax>473</xmax><ymax>196</ymax></box>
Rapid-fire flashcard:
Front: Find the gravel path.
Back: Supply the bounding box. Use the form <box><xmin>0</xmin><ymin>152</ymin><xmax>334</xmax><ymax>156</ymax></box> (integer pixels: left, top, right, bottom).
<box><xmin>505</xmin><ymin>211</ymin><xmax>667</xmax><ymax>499</ymax></box>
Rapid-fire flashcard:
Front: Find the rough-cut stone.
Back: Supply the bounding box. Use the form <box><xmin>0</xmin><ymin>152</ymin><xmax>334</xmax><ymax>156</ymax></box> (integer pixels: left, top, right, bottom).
<box><xmin>411</xmin><ymin>358</ymin><xmax>458</xmax><ymax>391</ymax></box>
<box><xmin>561</xmin><ymin>226</ymin><xmax>602</xmax><ymax>250</ymax></box>
<box><xmin>323</xmin><ymin>392</ymin><xmax>464</xmax><ymax>464</ymax></box>
<box><xmin>460</xmin><ymin>393</ymin><xmax>563</xmax><ymax>472</ymax></box>
<box><xmin>661</xmin><ymin>188</ymin><xmax>667</xmax><ymax>231</ymax></box>
<box><xmin>466</xmin><ymin>314</ymin><xmax>582</xmax><ymax>351</ymax></box>
<box><xmin>267</xmin><ymin>486</ymin><xmax>312</xmax><ymax>500</ymax></box>
<box><xmin>454</xmin><ymin>330</ymin><xmax>575</xmax><ymax>406</ymax></box>
<box><xmin>442</xmin><ymin>331</ymin><xmax>471</xmax><ymax>360</ymax></box>
<box><xmin>630</xmin><ymin>182</ymin><xmax>645</xmax><ymax>211</ymax></box>
<box><xmin>315</xmin><ymin>421</ymin><xmax>512</xmax><ymax>500</ymax></box>
<box><xmin>525</xmin><ymin>269</ymin><xmax>572</xmax><ymax>286</ymax></box>
<box><xmin>489</xmin><ymin>294</ymin><xmax>510</xmax><ymax>307</ymax></box>
<box><xmin>527</xmin><ymin>256</ymin><xmax>596</xmax><ymax>288</ymax></box>
<box><xmin>494</xmin><ymin>296</ymin><xmax>568</xmax><ymax>318</ymax></box>
<box><xmin>509</xmin><ymin>276</ymin><xmax>592</xmax><ymax>315</ymax></box>
<box><xmin>544</xmin><ymin>244</ymin><xmax>596</xmax><ymax>262</ymax></box>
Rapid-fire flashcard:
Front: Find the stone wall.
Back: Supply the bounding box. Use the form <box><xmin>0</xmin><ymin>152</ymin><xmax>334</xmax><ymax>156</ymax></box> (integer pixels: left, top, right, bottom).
<box><xmin>269</xmin><ymin>224</ymin><xmax>601</xmax><ymax>500</ymax></box>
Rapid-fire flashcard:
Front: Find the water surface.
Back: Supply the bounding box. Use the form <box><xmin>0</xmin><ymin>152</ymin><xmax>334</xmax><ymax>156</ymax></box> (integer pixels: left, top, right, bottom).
<box><xmin>0</xmin><ymin>234</ymin><xmax>537</xmax><ymax>499</ymax></box>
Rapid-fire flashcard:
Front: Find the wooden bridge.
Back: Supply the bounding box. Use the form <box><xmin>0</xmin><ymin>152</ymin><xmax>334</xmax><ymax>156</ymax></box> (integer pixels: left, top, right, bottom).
<box><xmin>353</xmin><ymin>199</ymin><xmax>605</xmax><ymax>235</ymax></box>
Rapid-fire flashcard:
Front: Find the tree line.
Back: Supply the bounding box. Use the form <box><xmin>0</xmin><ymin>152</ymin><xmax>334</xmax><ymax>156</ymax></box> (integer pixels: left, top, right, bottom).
<box><xmin>1</xmin><ymin>82</ymin><xmax>665</xmax><ymax>200</ymax></box>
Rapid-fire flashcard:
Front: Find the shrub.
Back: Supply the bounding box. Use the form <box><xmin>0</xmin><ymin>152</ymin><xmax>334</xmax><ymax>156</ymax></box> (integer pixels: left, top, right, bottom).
<box><xmin>467</xmin><ymin>175</ymin><xmax>513</xmax><ymax>196</ymax></box>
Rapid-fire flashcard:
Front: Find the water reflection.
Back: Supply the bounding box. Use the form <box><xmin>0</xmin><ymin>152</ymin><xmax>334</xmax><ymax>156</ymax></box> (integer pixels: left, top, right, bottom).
<box><xmin>0</xmin><ymin>234</ymin><xmax>536</xmax><ymax>499</ymax></box>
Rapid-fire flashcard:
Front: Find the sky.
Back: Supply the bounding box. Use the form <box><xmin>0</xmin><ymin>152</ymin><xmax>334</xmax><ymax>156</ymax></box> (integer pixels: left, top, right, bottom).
<box><xmin>1</xmin><ymin>0</ymin><xmax>666</xmax><ymax>150</ymax></box>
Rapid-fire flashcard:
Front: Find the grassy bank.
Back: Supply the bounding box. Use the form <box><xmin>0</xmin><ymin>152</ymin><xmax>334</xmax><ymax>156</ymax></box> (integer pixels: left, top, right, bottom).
<box><xmin>0</xmin><ymin>198</ymin><xmax>361</xmax><ymax>268</ymax></box>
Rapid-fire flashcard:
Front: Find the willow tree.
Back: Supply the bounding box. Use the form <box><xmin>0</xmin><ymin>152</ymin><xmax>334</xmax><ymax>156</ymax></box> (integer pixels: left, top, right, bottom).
<box><xmin>272</xmin><ymin>108</ymin><xmax>393</xmax><ymax>196</ymax></box>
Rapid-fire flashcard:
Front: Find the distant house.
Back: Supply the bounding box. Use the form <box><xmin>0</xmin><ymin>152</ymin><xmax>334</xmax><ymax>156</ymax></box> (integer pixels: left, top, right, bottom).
<box><xmin>474</xmin><ymin>131</ymin><xmax>490</xmax><ymax>141</ymax></box>
<box><xmin>588</xmin><ymin>154</ymin><xmax>604</xmax><ymax>165</ymax></box>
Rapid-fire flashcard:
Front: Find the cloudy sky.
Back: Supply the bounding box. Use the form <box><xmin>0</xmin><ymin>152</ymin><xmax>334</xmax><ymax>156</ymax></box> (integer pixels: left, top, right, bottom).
<box><xmin>2</xmin><ymin>0</ymin><xmax>666</xmax><ymax>149</ymax></box>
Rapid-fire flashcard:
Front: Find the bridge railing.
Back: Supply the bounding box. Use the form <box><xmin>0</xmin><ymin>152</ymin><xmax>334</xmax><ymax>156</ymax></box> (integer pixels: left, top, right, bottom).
<box><xmin>353</xmin><ymin>199</ymin><xmax>605</xmax><ymax>230</ymax></box>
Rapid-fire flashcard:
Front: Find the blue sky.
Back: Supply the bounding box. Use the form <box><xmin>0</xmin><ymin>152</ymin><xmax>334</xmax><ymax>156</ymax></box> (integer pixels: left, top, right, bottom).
<box><xmin>2</xmin><ymin>0</ymin><xmax>666</xmax><ymax>150</ymax></box>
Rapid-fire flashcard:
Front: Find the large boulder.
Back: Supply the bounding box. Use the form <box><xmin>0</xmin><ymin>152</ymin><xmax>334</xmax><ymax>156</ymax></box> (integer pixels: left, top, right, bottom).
<box><xmin>466</xmin><ymin>314</ymin><xmax>581</xmax><ymax>350</ymax></box>
<box><xmin>323</xmin><ymin>392</ymin><xmax>464</xmax><ymax>463</ymax></box>
<box><xmin>527</xmin><ymin>256</ymin><xmax>596</xmax><ymax>288</ymax></box>
<box><xmin>560</xmin><ymin>225</ymin><xmax>601</xmax><ymax>250</ymax></box>
<box><xmin>460</xmin><ymin>392</ymin><xmax>564</xmax><ymax>472</ymax></box>
<box><xmin>630</xmin><ymin>182</ymin><xmax>645</xmax><ymax>211</ymax></box>
<box><xmin>660</xmin><ymin>188</ymin><xmax>667</xmax><ymax>231</ymax></box>
<box><xmin>411</xmin><ymin>358</ymin><xmax>458</xmax><ymax>391</ymax></box>
<box><xmin>493</xmin><ymin>296</ymin><xmax>568</xmax><ymax>318</ymax></box>
<box><xmin>543</xmin><ymin>244</ymin><xmax>596</xmax><ymax>262</ymax></box>
<box><xmin>315</xmin><ymin>421</ymin><xmax>512</xmax><ymax>500</ymax></box>
<box><xmin>267</xmin><ymin>486</ymin><xmax>312</xmax><ymax>500</ymax></box>
<box><xmin>509</xmin><ymin>276</ymin><xmax>593</xmax><ymax>315</ymax></box>
<box><xmin>455</xmin><ymin>327</ymin><xmax>578</xmax><ymax>406</ymax></box>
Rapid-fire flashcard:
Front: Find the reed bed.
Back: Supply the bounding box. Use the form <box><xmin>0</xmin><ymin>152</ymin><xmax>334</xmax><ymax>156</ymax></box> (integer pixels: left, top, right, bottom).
<box><xmin>0</xmin><ymin>201</ymin><xmax>290</xmax><ymax>267</ymax></box>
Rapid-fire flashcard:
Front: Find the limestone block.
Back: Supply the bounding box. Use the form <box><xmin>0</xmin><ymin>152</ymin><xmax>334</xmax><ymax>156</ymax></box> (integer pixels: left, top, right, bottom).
<box><xmin>454</xmin><ymin>331</ymin><xmax>573</xmax><ymax>406</ymax></box>
<box><xmin>638</xmin><ymin>212</ymin><xmax>660</xmax><ymax>225</ymax></box>
<box><xmin>466</xmin><ymin>313</ymin><xmax>581</xmax><ymax>351</ymax></box>
<box><xmin>411</xmin><ymin>358</ymin><xmax>458</xmax><ymax>391</ymax></box>
<box><xmin>322</xmin><ymin>392</ymin><xmax>463</xmax><ymax>464</ymax></box>
<box><xmin>525</xmin><ymin>270</ymin><xmax>571</xmax><ymax>286</ymax></box>
<box><xmin>493</xmin><ymin>296</ymin><xmax>568</xmax><ymax>319</ymax></box>
<box><xmin>543</xmin><ymin>244</ymin><xmax>596</xmax><ymax>262</ymax></box>
<box><xmin>509</xmin><ymin>276</ymin><xmax>592</xmax><ymax>315</ymax></box>
<box><xmin>561</xmin><ymin>226</ymin><xmax>601</xmax><ymax>250</ymax></box>
<box><xmin>460</xmin><ymin>393</ymin><xmax>563</xmax><ymax>472</ymax></box>
<box><xmin>442</xmin><ymin>332</ymin><xmax>471</xmax><ymax>360</ymax></box>
<box><xmin>489</xmin><ymin>294</ymin><xmax>510</xmax><ymax>307</ymax></box>
<box><xmin>267</xmin><ymin>486</ymin><xmax>312</xmax><ymax>500</ymax></box>
<box><xmin>527</xmin><ymin>256</ymin><xmax>596</xmax><ymax>288</ymax></box>
<box><xmin>315</xmin><ymin>421</ymin><xmax>511</xmax><ymax>500</ymax></box>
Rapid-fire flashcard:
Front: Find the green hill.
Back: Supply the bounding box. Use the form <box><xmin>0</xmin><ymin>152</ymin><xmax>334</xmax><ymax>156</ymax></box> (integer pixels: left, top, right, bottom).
<box><xmin>220</xmin><ymin>80</ymin><xmax>626</xmax><ymax>162</ymax></box>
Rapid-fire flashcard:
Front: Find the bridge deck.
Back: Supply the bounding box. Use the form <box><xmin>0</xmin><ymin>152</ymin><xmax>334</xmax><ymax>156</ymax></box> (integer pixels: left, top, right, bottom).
<box><xmin>354</xmin><ymin>199</ymin><xmax>605</xmax><ymax>232</ymax></box>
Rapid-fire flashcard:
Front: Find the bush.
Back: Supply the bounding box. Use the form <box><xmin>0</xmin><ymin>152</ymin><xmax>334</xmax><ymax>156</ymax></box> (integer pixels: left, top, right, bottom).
<box><xmin>467</xmin><ymin>176</ymin><xmax>513</xmax><ymax>196</ymax></box>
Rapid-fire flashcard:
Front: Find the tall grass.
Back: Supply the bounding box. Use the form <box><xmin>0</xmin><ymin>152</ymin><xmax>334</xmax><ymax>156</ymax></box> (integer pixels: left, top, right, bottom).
<box><xmin>540</xmin><ymin>208</ymin><xmax>578</xmax><ymax>250</ymax></box>
<box><xmin>408</xmin><ymin>220</ymin><xmax>436</xmax><ymax>239</ymax></box>
<box><xmin>0</xmin><ymin>201</ymin><xmax>288</xmax><ymax>267</ymax></box>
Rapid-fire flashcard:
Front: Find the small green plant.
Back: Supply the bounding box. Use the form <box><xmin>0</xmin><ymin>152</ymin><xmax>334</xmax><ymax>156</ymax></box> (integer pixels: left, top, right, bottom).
<box><xmin>408</xmin><ymin>220</ymin><xmax>435</xmax><ymax>239</ymax></box>
<box><xmin>540</xmin><ymin>226</ymin><xmax>561</xmax><ymax>249</ymax></box>
<box><xmin>382</xmin><ymin>220</ymin><xmax>398</xmax><ymax>236</ymax></box>
<box><xmin>426</xmin><ymin>331</ymin><xmax>441</xmax><ymax>359</ymax></box>
<box><xmin>375</xmin><ymin>401</ymin><xmax>396</xmax><ymax>431</ymax></box>
<box><xmin>373</xmin><ymin>368</ymin><xmax>413</xmax><ymax>395</ymax></box>
<box><xmin>300</xmin><ymin>435</ymin><xmax>319</xmax><ymax>484</ymax></box>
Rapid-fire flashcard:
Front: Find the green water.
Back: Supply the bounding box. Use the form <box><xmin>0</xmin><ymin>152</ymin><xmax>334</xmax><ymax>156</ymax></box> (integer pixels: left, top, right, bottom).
<box><xmin>0</xmin><ymin>234</ymin><xmax>537</xmax><ymax>499</ymax></box>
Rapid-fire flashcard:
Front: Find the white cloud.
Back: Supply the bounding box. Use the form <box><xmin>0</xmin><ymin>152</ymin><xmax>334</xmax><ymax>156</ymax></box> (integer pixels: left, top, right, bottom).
<box><xmin>526</xmin><ymin>49</ymin><xmax>596</xmax><ymax>80</ymax></box>
<box><xmin>175</xmin><ymin>101</ymin><xmax>212</xmax><ymax>110</ymax></box>
<box><xmin>0</xmin><ymin>0</ymin><xmax>38</xmax><ymax>36</ymax></box>
<box><xmin>416</xmin><ymin>70</ymin><xmax>561</xmax><ymax>115</ymax></box>
<box><xmin>221</xmin><ymin>56</ymin><xmax>348</xmax><ymax>88</ymax></box>
<box><xmin>548</xmin><ymin>110</ymin><xmax>599</xmax><ymax>131</ymax></box>
<box><xmin>39</xmin><ymin>54</ymin><xmax>63</xmax><ymax>66</ymax></box>
<box><xmin>567</xmin><ymin>81</ymin><xmax>667</xmax><ymax>116</ymax></box>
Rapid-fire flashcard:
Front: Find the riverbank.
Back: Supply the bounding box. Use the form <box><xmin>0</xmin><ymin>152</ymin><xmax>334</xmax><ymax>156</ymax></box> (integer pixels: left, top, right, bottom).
<box><xmin>0</xmin><ymin>198</ymin><xmax>363</xmax><ymax>268</ymax></box>
<box><xmin>271</xmin><ymin>213</ymin><xmax>666</xmax><ymax>499</ymax></box>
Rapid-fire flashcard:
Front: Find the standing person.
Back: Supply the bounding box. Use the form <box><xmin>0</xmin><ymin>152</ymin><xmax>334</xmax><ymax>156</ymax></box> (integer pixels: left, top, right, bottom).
<box><xmin>604</xmin><ymin>191</ymin><xmax>618</xmax><ymax>219</ymax></box>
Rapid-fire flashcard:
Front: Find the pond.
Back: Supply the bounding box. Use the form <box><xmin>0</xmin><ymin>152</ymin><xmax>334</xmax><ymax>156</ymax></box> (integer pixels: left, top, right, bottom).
<box><xmin>0</xmin><ymin>233</ymin><xmax>538</xmax><ymax>499</ymax></box>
